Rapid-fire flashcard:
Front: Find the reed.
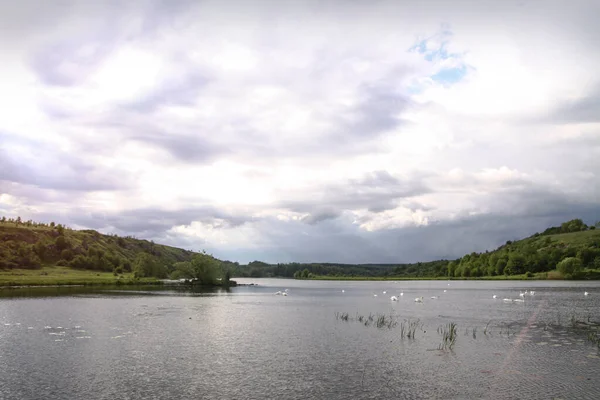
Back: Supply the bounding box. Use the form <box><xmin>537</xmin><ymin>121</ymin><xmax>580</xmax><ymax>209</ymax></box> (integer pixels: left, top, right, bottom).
<box><xmin>438</xmin><ymin>322</ymin><xmax>458</xmax><ymax>350</ymax></box>
<box><xmin>483</xmin><ymin>320</ymin><xmax>492</xmax><ymax>336</ymax></box>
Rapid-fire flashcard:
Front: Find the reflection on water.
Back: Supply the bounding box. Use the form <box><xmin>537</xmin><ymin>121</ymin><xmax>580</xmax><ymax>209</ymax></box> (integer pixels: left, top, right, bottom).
<box><xmin>0</xmin><ymin>279</ymin><xmax>599</xmax><ymax>399</ymax></box>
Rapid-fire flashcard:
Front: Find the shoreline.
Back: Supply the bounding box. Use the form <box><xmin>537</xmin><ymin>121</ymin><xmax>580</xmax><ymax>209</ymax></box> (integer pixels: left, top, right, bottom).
<box><xmin>0</xmin><ymin>279</ymin><xmax>256</xmax><ymax>289</ymax></box>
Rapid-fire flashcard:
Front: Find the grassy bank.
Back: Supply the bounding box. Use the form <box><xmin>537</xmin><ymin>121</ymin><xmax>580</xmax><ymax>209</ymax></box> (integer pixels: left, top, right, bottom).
<box><xmin>0</xmin><ymin>266</ymin><xmax>163</xmax><ymax>287</ymax></box>
<box><xmin>304</xmin><ymin>275</ymin><xmax>538</xmax><ymax>281</ymax></box>
<box><xmin>305</xmin><ymin>269</ymin><xmax>600</xmax><ymax>281</ymax></box>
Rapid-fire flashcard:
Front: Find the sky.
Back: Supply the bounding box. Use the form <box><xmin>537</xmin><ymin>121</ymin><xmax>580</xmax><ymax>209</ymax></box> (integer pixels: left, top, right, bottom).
<box><xmin>1</xmin><ymin>0</ymin><xmax>599</xmax><ymax>264</ymax></box>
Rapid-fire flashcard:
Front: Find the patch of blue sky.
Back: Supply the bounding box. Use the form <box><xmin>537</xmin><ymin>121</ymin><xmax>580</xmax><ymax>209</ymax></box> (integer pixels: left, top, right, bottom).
<box><xmin>431</xmin><ymin>65</ymin><xmax>468</xmax><ymax>85</ymax></box>
<box><xmin>407</xmin><ymin>27</ymin><xmax>471</xmax><ymax>89</ymax></box>
<box><xmin>409</xmin><ymin>39</ymin><xmax>428</xmax><ymax>55</ymax></box>
<box><xmin>406</xmin><ymin>83</ymin><xmax>425</xmax><ymax>95</ymax></box>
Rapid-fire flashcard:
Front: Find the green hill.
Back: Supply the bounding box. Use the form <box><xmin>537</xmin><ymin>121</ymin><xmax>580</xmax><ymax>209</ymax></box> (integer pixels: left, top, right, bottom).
<box><xmin>445</xmin><ymin>219</ymin><xmax>600</xmax><ymax>279</ymax></box>
<box><xmin>0</xmin><ymin>217</ymin><xmax>198</xmax><ymax>285</ymax></box>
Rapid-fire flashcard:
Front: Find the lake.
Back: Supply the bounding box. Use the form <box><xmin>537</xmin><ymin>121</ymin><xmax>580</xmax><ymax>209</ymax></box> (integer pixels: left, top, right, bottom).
<box><xmin>1</xmin><ymin>279</ymin><xmax>599</xmax><ymax>399</ymax></box>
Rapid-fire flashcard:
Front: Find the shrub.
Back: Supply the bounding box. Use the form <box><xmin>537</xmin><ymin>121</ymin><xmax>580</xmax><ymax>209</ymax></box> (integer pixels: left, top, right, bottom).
<box><xmin>557</xmin><ymin>257</ymin><xmax>582</xmax><ymax>278</ymax></box>
<box><xmin>55</xmin><ymin>236</ymin><xmax>69</xmax><ymax>251</ymax></box>
<box><xmin>60</xmin><ymin>249</ymin><xmax>74</xmax><ymax>261</ymax></box>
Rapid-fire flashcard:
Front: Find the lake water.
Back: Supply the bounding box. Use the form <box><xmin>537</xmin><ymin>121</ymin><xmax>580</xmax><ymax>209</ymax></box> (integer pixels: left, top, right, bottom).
<box><xmin>1</xmin><ymin>279</ymin><xmax>599</xmax><ymax>400</ymax></box>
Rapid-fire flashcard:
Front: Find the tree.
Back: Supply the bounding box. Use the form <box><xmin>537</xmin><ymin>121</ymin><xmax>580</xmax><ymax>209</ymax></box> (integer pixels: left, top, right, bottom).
<box><xmin>447</xmin><ymin>261</ymin><xmax>457</xmax><ymax>277</ymax></box>
<box><xmin>557</xmin><ymin>257</ymin><xmax>582</xmax><ymax>278</ymax></box>
<box><xmin>121</xmin><ymin>259</ymin><xmax>132</xmax><ymax>272</ymax></box>
<box><xmin>223</xmin><ymin>269</ymin><xmax>232</xmax><ymax>285</ymax></box>
<box><xmin>505</xmin><ymin>253</ymin><xmax>526</xmax><ymax>275</ymax></box>
<box><xmin>560</xmin><ymin>219</ymin><xmax>587</xmax><ymax>233</ymax></box>
<box><xmin>55</xmin><ymin>236</ymin><xmax>69</xmax><ymax>251</ymax></box>
<box><xmin>133</xmin><ymin>253</ymin><xmax>166</xmax><ymax>278</ymax></box>
<box><xmin>188</xmin><ymin>253</ymin><xmax>221</xmax><ymax>284</ymax></box>
<box><xmin>172</xmin><ymin>261</ymin><xmax>194</xmax><ymax>279</ymax></box>
<box><xmin>60</xmin><ymin>249</ymin><xmax>74</xmax><ymax>261</ymax></box>
<box><xmin>33</xmin><ymin>241</ymin><xmax>47</xmax><ymax>260</ymax></box>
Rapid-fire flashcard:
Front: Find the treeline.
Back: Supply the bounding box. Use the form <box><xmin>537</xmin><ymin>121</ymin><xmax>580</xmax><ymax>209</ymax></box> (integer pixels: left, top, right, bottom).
<box><xmin>229</xmin><ymin>260</ymin><xmax>450</xmax><ymax>279</ymax></box>
<box><xmin>540</xmin><ymin>218</ymin><xmax>594</xmax><ymax>235</ymax></box>
<box><xmin>0</xmin><ymin>216</ymin><xmax>65</xmax><ymax>229</ymax></box>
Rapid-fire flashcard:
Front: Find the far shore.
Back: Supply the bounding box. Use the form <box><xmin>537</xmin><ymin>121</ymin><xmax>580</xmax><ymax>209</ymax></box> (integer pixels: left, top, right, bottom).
<box><xmin>2</xmin><ymin>266</ymin><xmax>598</xmax><ymax>288</ymax></box>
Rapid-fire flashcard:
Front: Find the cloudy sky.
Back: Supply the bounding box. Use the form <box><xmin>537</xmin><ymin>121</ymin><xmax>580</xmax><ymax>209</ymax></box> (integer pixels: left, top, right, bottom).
<box><xmin>1</xmin><ymin>0</ymin><xmax>599</xmax><ymax>264</ymax></box>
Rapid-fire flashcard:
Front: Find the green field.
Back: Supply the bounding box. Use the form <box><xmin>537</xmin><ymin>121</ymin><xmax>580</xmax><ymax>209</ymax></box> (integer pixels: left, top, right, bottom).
<box><xmin>0</xmin><ymin>266</ymin><xmax>162</xmax><ymax>287</ymax></box>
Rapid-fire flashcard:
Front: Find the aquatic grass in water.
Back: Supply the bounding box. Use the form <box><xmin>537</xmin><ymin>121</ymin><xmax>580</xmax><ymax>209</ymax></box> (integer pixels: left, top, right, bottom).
<box><xmin>483</xmin><ymin>320</ymin><xmax>492</xmax><ymax>336</ymax></box>
<box><xmin>438</xmin><ymin>322</ymin><xmax>458</xmax><ymax>351</ymax></box>
<box><xmin>402</xmin><ymin>318</ymin><xmax>421</xmax><ymax>339</ymax></box>
<box><xmin>335</xmin><ymin>308</ymin><xmax>600</xmax><ymax>354</ymax></box>
<box><xmin>335</xmin><ymin>312</ymin><xmax>397</xmax><ymax>329</ymax></box>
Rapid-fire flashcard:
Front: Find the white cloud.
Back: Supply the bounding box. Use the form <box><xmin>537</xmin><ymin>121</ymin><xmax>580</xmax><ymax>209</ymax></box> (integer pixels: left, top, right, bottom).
<box><xmin>1</xmin><ymin>0</ymin><xmax>599</xmax><ymax>263</ymax></box>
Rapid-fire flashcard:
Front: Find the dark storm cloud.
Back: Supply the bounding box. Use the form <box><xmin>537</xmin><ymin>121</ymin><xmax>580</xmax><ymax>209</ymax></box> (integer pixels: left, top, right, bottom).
<box><xmin>546</xmin><ymin>85</ymin><xmax>600</xmax><ymax>124</ymax></box>
<box><xmin>343</xmin><ymin>84</ymin><xmax>412</xmax><ymax>138</ymax></box>
<box><xmin>0</xmin><ymin>182</ymin><xmax>88</xmax><ymax>204</ymax></box>
<box><xmin>30</xmin><ymin>34</ymin><xmax>116</xmax><ymax>87</ymax></box>
<box><xmin>123</xmin><ymin>72</ymin><xmax>211</xmax><ymax>113</ymax></box>
<box><xmin>130</xmin><ymin>130</ymin><xmax>228</xmax><ymax>163</ymax></box>
<box><xmin>68</xmin><ymin>206</ymin><xmax>253</xmax><ymax>237</ymax></box>
<box><xmin>280</xmin><ymin>170</ymin><xmax>431</xmax><ymax>221</ymax></box>
<box><xmin>300</xmin><ymin>208</ymin><xmax>342</xmax><ymax>225</ymax></box>
<box><xmin>250</xmin><ymin>188</ymin><xmax>600</xmax><ymax>264</ymax></box>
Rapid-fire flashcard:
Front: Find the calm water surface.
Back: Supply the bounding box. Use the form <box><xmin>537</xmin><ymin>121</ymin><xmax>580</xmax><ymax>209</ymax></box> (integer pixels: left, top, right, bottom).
<box><xmin>1</xmin><ymin>279</ymin><xmax>599</xmax><ymax>400</ymax></box>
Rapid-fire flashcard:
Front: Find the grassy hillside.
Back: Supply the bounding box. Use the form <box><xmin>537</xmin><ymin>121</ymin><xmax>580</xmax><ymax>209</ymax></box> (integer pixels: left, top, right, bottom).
<box><xmin>445</xmin><ymin>220</ymin><xmax>600</xmax><ymax>279</ymax></box>
<box><xmin>0</xmin><ymin>219</ymin><xmax>197</xmax><ymax>285</ymax></box>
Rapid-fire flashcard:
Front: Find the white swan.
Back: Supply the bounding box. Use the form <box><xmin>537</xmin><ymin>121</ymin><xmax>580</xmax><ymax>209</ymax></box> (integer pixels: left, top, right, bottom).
<box><xmin>529</xmin><ymin>291</ymin><xmax>535</xmax><ymax>296</ymax></box>
<box><xmin>274</xmin><ymin>291</ymin><xmax>282</xmax><ymax>295</ymax></box>
<box><xmin>414</xmin><ymin>296</ymin><xmax>424</xmax><ymax>303</ymax></box>
<box><xmin>341</xmin><ymin>290</ymin><xmax>345</xmax><ymax>293</ymax></box>
<box><xmin>400</xmin><ymin>292</ymin><xmax>404</xmax><ymax>296</ymax></box>
<box><xmin>514</xmin><ymin>298</ymin><xmax>524</xmax><ymax>303</ymax></box>
<box><xmin>383</xmin><ymin>291</ymin><xmax>387</xmax><ymax>294</ymax></box>
<box><xmin>492</xmin><ymin>295</ymin><xmax>497</xmax><ymax>299</ymax></box>
<box><xmin>430</xmin><ymin>296</ymin><xmax>439</xmax><ymax>299</ymax></box>
<box><xmin>503</xmin><ymin>298</ymin><xmax>513</xmax><ymax>302</ymax></box>
<box><xmin>373</xmin><ymin>294</ymin><xmax>378</xmax><ymax>297</ymax></box>
<box><xmin>519</xmin><ymin>292</ymin><xmax>525</xmax><ymax>297</ymax></box>
<box><xmin>584</xmin><ymin>292</ymin><xmax>589</xmax><ymax>296</ymax></box>
<box><xmin>391</xmin><ymin>296</ymin><xmax>398</xmax><ymax>301</ymax></box>
<box><xmin>443</xmin><ymin>290</ymin><xmax>447</xmax><ymax>293</ymax></box>
<box><xmin>282</xmin><ymin>292</ymin><xmax>288</xmax><ymax>296</ymax></box>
